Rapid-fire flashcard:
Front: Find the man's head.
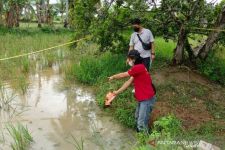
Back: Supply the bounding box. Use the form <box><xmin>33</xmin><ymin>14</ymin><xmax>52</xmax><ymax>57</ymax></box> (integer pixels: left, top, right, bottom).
<box><xmin>131</xmin><ymin>18</ymin><xmax>141</xmax><ymax>32</ymax></box>
<box><xmin>127</xmin><ymin>50</ymin><xmax>143</xmax><ymax>66</ymax></box>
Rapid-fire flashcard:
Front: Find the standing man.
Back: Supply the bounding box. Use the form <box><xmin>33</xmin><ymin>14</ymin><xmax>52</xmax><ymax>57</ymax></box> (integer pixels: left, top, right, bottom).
<box><xmin>129</xmin><ymin>18</ymin><xmax>155</xmax><ymax>71</ymax></box>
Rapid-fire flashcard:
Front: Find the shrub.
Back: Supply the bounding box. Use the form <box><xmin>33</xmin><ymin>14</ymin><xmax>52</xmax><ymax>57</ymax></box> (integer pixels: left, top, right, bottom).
<box><xmin>135</xmin><ymin>115</ymin><xmax>183</xmax><ymax>149</ymax></box>
<box><xmin>197</xmin><ymin>51</ymin><xmax>225</xmax><ymax>85</ymax></box>
<box><xmin>149</xmin><ymin>115</ymin><xmax>182</xmax><ymax>140</ymax></box>
<box><xmin>70</xmin><ymin>52</ymin><xmax>128</xmax><ymax>85</ymax></box>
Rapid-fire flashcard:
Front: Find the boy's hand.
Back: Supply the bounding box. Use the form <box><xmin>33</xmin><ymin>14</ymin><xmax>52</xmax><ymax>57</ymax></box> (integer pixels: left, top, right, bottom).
<box><xmin>108</xmin><ymin>76</ymin><xmax>114</xmax><ymax>81</ymax></box>
<box><xmin>126</xmin><ymin>58</ymin><xmax>129</xmax><ymax>65</ymax></box>
<box><xmin>113</xmin><ymin>91</ymin><xmax>119</xmax><ymax>95</ymax></box>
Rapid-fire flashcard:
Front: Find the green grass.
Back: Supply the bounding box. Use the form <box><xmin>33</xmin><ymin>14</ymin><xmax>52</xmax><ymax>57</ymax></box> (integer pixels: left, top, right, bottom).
<box><xmin>151</xmin><ymin>37</ymin><xmax>176</xmax><ymax>69</ymax></box>
<box><xmin>17</xmin><ymin>75</ymin><xmax>29</xmax><ymax>95</ymax></box>
<box><xmin>0</xmin><ymin>28</ymin><xmax>72</xmax><ymax>59</ymax></box>
<box><xmin>0</xmin><ymin>26</ymin><xmax>73</xmax><ymax>93</ymax></box>
<box><xmin>66</xmin><ymin>52</ymin><xmax>128</xmax><ymax>85</ymax></box>
<box><xmin>154</xmin><ymin>37</ymin><xmax>175</xmax><ymax>60</ymax></box>
<box><xmin>205</xmin><ymin>99</ymin><xmax>225</xmax><ymax>120</ymax></box>
<box><xmin>197</xmin><ymin>46</ymin><xmax>225</xmax><ymax>85</ymax></box>
<box><xmin>6</xmin><ymin>123</ymin><xmax>33</xmax><ymax>150</ymax></box>
<box><xmin>134</xmin><ymin>115</ymin><xmax>184</xmax><ymax>150</ymax></box>
<box><xmin>19</xmin><ymin>22</ymin><xmax>64</xmax><ymax>29</ymax></box>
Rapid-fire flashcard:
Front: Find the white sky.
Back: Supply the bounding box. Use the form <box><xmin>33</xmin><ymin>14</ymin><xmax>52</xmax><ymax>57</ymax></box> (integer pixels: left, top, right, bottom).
<box><xmin>50</xmin><ymin>0</ymin><xmax>57</xmax><ymax>4</ymax></box>
<box><xmin>50</xmin><ymin>0</ymin><xmax>222</xmax><ymax>4</ymax></box>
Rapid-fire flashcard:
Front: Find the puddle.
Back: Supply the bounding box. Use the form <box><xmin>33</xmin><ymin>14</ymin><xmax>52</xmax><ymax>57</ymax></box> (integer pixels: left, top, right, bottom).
<box><xmin>0</xmin><ymin>64</ymin><xmax>135</xmax><ymax>150</ymax></box>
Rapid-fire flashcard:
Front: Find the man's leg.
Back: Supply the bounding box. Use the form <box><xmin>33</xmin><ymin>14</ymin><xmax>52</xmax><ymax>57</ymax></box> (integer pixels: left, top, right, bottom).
<box><xmin>137</xmin><ymin>97</ymin><xmax>156</xmax><ymax>132</ymax></box>
<box><xmin>142</xmin><ymin>57</ymin><xmax>151</xmax><ymax>71</ymax></box>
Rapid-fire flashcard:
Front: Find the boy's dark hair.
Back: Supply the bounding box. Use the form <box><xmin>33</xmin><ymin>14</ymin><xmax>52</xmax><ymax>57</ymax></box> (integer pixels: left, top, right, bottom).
<box><xmin>131</xmin><ymin>18</ymin><xmax>141</xmax><ymax>25</ymax></box>
<box><xmin>127</xmin><ymin>50</ymin><xmax>143</xmax><ymax>65</ymax></box>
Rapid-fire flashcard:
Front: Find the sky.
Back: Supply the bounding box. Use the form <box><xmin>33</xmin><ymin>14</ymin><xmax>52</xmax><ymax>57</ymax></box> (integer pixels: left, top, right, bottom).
<box><xmin>50</xmin><ymin>0</ymin><xmax>222</xmax><ymax>4</ymax></box>
<box><xmin>50</xmin><ymin>0</ymin><xmax>57</xmax><ymax>4</ymax></box>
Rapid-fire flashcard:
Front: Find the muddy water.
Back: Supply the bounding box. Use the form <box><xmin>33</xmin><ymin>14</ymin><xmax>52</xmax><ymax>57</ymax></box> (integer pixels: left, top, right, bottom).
<box><xmin>0</xmin><ymin>64</ymin><xmax>135</xmax><ymax>150</ymax></box>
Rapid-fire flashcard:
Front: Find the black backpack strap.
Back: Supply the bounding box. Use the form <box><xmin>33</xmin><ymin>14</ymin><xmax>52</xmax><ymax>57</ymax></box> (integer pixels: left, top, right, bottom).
<box><xmin>137</xmin><ymin>34</ymin><xmax>144</xmax><ymax>44</ymax></box>
<box><xmin>137</xmin><ymin>33</ymin><xmax>151</xmax><ymax>50</ymax></box>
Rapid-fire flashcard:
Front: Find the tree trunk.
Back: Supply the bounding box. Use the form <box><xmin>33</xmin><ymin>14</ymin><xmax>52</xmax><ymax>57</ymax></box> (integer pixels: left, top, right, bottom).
<box><xmin>185</xmin><ymin>38</ymin><xmax>195</xmax><ymax>64</ymax></box>
<box><xmin>193</xmin><ymin>6</ymin><xmax>225</xmax><ymax>59</ymax></box>
<box><xmin>6</xmin><ymin>4</ymin><xmax>17</xmax><ymax>28</ymax></box>
<box><xmin>40</xmin><ymin>0</ymin><xmax>46</xmax><ymax>23</ymax></box>
<box><xmin>36</xmin><ymin>1</ymin><xmax>42</xmax><ymax>27</ymax></box>
<box><xmin>173</xmin><ymin>25</ymin><xmax>187</xmax><ymax>65</ymax></box>
<box><xmin>64</xmin><ymin>0</ymin><xmax>69</xmax><ymax>28</ymax></box>
<box><xmin>46</xmin><ymin>0</ymin><xmax>51</xmax><ymax>25</ymax></box>
<box><xmin>15</xmin><ymin>5</ymin><xmax>20</xmax><ymax>27</ymax></box>
<box><xmin>0</xmin><ymin>0</ymin><xmax>3</xmax><ymax>26</ymax></box>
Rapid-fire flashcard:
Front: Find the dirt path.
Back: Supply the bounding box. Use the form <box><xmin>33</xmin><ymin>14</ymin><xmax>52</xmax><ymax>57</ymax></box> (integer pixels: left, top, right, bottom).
<box><xmin>150</xmin><ymin>66</ymin><xmax>225</xmax><ymax>133</ymax></box>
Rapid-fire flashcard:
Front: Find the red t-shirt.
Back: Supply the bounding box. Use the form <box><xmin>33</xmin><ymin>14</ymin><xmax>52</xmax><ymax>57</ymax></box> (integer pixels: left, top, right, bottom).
<box><xmin>128</xmin><ymin>64</ymin><xmax>155</xmax><ymax>102</ymax></box>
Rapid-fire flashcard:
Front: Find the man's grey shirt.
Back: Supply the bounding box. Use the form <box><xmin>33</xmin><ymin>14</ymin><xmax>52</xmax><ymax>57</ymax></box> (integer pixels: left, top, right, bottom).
<box><xmin>129</xmin><ymin>28</ymin><xmax>154</xmax><ymax>58</ymax></box>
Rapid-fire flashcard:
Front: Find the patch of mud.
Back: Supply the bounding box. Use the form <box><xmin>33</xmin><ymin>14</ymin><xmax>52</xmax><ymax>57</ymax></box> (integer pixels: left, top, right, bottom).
<box><xmin>152</xmin><ymin>66</ymin><xmax>213</xmax><ymax>87</ymax></box>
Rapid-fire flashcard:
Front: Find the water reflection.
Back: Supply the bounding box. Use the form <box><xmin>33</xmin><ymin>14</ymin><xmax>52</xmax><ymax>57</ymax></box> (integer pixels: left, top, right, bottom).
<box><xmin>0</xmin><ymin>65</ymin><xmax>135</xmax><ymax>150</ymax></box>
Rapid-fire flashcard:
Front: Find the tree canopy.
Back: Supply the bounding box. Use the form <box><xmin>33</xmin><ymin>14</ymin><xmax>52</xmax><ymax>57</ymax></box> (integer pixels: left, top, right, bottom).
<box><xmin>69</xmin><ymin>0</ymin><xmax>225</xmax><ymax>64</ymax></box>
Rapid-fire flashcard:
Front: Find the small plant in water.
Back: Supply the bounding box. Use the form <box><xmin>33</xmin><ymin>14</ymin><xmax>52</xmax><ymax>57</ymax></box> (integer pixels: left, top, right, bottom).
<box><xmin>0</xmin><ymin>83</ymin><xmax>16</xmax><ymax>110</ymax></box>
<box><xmin>6</xmin><ymin>123</ymin><xmax>33</xmax><ymax>150</ymax></box>
<box><xmin>21</xmin><ymin>58</ymin><xmax>30</xmax><ymax>74</ymax></box>
<box><xmin>18</xmin><ymin>75</ymin><xmax>29</xmax><ymax>95</ymax></box>
<box><xmin>68</xmin><ymin>135</ymin><xmax>84</xmax><ymax>150</ymax></box>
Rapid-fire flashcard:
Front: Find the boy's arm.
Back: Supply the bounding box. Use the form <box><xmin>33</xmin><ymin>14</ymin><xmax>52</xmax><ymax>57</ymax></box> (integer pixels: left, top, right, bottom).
<box><xmin>108</xmin><ymin>72</ymin><xmax>130</xmax><ymax>81</ymax></box>
<box><xmin>114</xmin><ymin>77</ymin><xmax>134</xmax><ymax>95</ymax></box>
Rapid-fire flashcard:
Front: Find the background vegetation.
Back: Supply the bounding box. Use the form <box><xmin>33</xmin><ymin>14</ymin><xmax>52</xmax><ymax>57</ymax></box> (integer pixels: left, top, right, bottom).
<box><xmin>68</xmin><ymin>0</ymin><xmax>225</xmax><ymax>85</ymax></box>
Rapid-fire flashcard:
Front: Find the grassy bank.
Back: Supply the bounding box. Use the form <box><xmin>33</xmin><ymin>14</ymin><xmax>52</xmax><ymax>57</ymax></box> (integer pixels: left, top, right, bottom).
<box><xmin>66</xmin><ymin>37</ymin><xmax>225</xmax><ymax>149</ymax></box>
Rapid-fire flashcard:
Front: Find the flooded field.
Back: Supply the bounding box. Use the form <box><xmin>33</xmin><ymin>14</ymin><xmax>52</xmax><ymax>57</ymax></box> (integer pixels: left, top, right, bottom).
<box><xmin>0</xmin><ymin>62</ymin><xmax>135</xmax><ymax>150</ymax></box>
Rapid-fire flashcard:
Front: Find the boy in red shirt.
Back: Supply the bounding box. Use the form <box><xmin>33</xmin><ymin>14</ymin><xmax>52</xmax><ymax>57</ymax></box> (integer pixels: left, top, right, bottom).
<box><xmin>108</xmin><ymin>50</ymin><xmax>156</xmax><ymax>132</ymax></box>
